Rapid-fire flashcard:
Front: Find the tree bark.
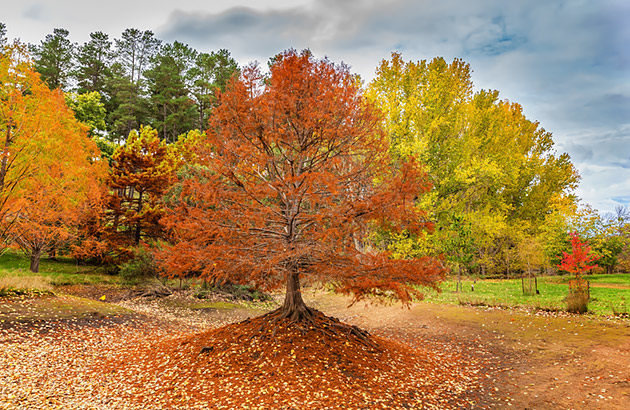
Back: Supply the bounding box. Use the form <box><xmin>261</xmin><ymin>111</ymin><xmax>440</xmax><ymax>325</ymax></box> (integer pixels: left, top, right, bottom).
<box><xmin>30</xmin><ymin>248</ymin><xmax>42</xmax><ymax>273</ymax></box>
<box><xmin>134</xmin><ymin>190</ymin><xmax>143</xmax><ymax>244</ymax></box>
<box><xmin>280</xmin><ymin>272</ymin><xmax>310</xmax><ymax>320</ymax></box>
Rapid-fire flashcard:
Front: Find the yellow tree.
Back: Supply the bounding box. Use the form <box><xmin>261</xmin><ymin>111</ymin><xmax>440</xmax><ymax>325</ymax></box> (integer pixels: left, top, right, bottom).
<box><xmin>105</xmin><ymin>125</ymin><xmax>178</xmax><ymax>257</ymax></box>
<box><xmin>0</xmin><ymin>43</ymin><xmax>107</xmax><ymax>271</ymax></box>
<box><xmin>367</xmin><ymin>53</ymin><xmax>579</xmax><ymax>276</ymax></box>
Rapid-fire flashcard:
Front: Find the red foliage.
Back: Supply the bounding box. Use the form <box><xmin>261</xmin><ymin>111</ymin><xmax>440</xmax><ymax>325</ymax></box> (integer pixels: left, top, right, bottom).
<box><xmin>558</xmin><ymin>231</ymin><xmax>600</xmax><ymax>277</ymax></box>
<box><xmin>158</xmin><ymin>50</ymin><xmax>445</xmax><ymax>308</ymax></box>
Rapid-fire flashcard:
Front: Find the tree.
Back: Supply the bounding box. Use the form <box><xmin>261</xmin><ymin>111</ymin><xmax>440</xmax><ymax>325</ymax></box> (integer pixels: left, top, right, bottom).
<box><xmin>367</xmin><ymin>53</ymin><xmax>579</xmax><ymax>276</ymax></box>
<box><xmin>188</xmin><ymin>49</ymin><xmax>239</xmax><ymax>129</ymax></box>
<box><xmin>106</xmin><ymin>125</ymin><xmax>177</xmax><ymax>257</ymax></box>
<box><xmin>105</xmin><ymin>62</ymin><xmax>146</xmax><ymax>142</ymax></box>
<box><xmin>75</xmin><ymin>31</ymin><xmax>113</xmax><ymax>95</ymax></box>
<box><xmin>114</xmin><ymin>28</ymin><xmax>160</xmax><ymax>85</ymax></box>
<box><xmin>441</xmin><ymin>214</ymin><xmax>476</xmax><ymax>292</ymax></box>
<box><xmin>64</xmin><ymin>91</ymin><xmax>107</xmax><ymax>137</ymax></box>
<box><xmin>0</xmin><ymin>23</ymin><xmax>7</xmax><ymax>47</ymax></box>
<box><xmin>105</xmin><ymin>29</ymin><xmax>160</xmax><ymax>141</ymax></box>
<box><xmin>31</xmin><ymin>28</ymin><xmax>76</xmax><ymax>91</ymax></box>
<box><xmin>145</xmin><ymin>41</ymin><xmax>197</xmax><ymax>142</ymax></box>
<box><xmin>558</xmin><ymin>232</ymin><xmax>600</xmax><ymax>277</ymax></box>
<box><xmin>517</xmin><ymin>234</ymin><xmax>545</xmax><ymax>295</ymax></box>
<box><xmin>0</xmin><ymin>43</ymin><xmax>106</xmax><ymax>271</ymax></box>
<box><xmin>0</xmin><ymin>43</ymin><xmax>50</xmax><ymax>251</ymax></box>
<box><xmin>159</xmin><ymin>50</ymin><xmax>446</xmax><ymax>327</ymax></box>
<box><xmin>558</xmin><ymin>231</ymin><xmax>600</xmax><ymax>313</ymax></box>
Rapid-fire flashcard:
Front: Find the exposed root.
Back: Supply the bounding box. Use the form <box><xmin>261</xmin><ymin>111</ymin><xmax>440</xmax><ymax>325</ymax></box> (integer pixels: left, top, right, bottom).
<box><xmin>200</xmin><ymin>306</ymin><xmax>379</xmax><ymax>354</ymax></box>
<box><xmin>262</xmin><ymin>306</ymin><xmax>371</xmax><ymax>343</ymax></box>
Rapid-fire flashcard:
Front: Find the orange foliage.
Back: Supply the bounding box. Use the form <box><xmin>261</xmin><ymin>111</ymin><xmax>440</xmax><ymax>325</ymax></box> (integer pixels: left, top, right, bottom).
<box><xmin>105</xmin><ymin>126</ymin><xmax>178</xmax><ymax>258</ymax></box>
<box><xmin>0</xmin><ymin>43</ymin><xmax>106</xmax><ymax>270</ymax></box>
<box><xmin>159</xmin><ymin>50</ymin><xmax>445</xmax><ymax>305</ymax></box>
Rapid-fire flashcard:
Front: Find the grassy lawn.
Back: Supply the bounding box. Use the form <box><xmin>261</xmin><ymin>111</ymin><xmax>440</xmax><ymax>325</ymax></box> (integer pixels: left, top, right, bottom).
<box><xmin>0</xmin><ymin>250</ymin><xmax>119</xmax><ymax>293</ymax></box>
<box><xmin>425</xmin><ymin>273</ymin><xmax>630</xmax><ymax>316</ymax></box>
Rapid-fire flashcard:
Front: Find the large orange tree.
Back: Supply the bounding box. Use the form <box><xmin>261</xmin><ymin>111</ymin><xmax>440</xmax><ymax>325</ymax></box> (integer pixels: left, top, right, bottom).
<box><xmin>159</xmin><ymin>50</ymin><xmax>445</xmax><ymax>326</ymax></box>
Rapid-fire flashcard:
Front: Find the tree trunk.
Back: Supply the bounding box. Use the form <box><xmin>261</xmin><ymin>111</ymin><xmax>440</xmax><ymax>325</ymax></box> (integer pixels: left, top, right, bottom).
<box><xmin>456</xmin><ymin>265</ymin><xmax>462</xmax><ymax>293</ymax></box>
<box><xmin>134</xmin><ymin>190</ymin><xmax>143</xmax><ymax>244</ymax></box>
<box><xmin>0</xmin><ymin>124</ymin><xmax>11</xmax><ymax>191</ymax></box>
<box><xmin>281</xmin><ymin>272</ymin><xmax>310</xmax><ymax>320</ymax></box>
<box><xmin>607</xmin><ymin>265</ymin><xmax>613</xmax><ymax>275</ymax></box>
<box><xmin>30</xmin><ymin>248</ymin><xmax>42</xmax><ymax>273</ymax></box>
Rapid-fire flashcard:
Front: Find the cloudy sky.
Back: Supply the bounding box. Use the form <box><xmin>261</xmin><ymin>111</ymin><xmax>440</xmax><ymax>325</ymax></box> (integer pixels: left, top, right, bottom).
<box><xmin>3</xmin><ymin>0</ymin><xmax>629</xmax><ymax>214</ymax></box>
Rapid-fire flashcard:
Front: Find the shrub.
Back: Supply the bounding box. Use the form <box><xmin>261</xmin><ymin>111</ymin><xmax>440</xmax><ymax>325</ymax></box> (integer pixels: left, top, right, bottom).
<box><xmin>566</xmin><ymin>289</ymin><xmax>589</xmax><ymax>314</ymax></box>
<box><xmin>119</xmin><ymin>249</ymin><xmax>158</xmax><ymax>285</ymax></box>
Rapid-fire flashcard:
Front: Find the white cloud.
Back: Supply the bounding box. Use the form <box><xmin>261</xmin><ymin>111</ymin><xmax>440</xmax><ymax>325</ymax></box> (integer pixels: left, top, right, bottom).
<box><xmin>2</xmin><ymin>0</ymin><xmax>628</xmax><ymax>213</ymax></box>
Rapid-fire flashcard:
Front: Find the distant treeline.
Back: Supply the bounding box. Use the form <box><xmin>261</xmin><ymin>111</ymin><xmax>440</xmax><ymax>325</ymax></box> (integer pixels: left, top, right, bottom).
<box><xmin>0</xmin><ymin>22</ymin><xmax>239</xmax><ymax>143</ymax></box>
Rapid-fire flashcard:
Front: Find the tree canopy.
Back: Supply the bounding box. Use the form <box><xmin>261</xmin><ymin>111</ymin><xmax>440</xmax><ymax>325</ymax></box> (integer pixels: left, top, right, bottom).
<box><xmin>367</xmin><ymin>52</ymin><xmax>580</xmax><ymax>275</ymax></box>
<box><xmin>158</xmin><ymin>50</ymin><xmax>446</xmax><ymax>320</ymax></box>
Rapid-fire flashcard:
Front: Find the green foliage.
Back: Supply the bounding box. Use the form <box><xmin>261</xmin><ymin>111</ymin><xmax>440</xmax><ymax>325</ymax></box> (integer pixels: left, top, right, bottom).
<box><xmin>145</xmin><ymin>41</ymin><xmax>197</xmax><ymax>142</ymax></box>
<box><xmin>75</xmin><ymin>31</ymin><xmax>113</xmax><ymax>95</ymax></box>
<box><xmin>119</xmin><ymin>248</ymin><xmax>158</xmax><ymax>285</ymax></box>
<box><xmin>367</xmin><ymin>53</ymin><xmax>580</xmax><ymax>276</ymax></box>
<box><xmin>423</xmin><ymin>274</ymin><xmax>630</xmax><ymax>316</ymax></box>
<box><xmin>105</xmin><ymin>62</ymin><xmax>147</xmax><ymax>142</ymax></box>
<box><xmin>31</xmin><ymin>28</ymin><xmax>75</xmax><ymax>91</ymax></box>
<box><xmin>93</xmin><ymin>137</ymin><xmax>116</xmax><ymax>163</ymax></box>
<box><xmin>0</xmin><ymin>22</ymin><xmax>6</xmax><ymax>47</ymax></box>
<box><xmin>188</xmin><ymin>49</ymin><xmax>239</xmax><ymax>129</ymax></box>
<box><xmin>64</xmin><ymin>91</ymin><xmax>107</xmax><ymax>136</ymax></box>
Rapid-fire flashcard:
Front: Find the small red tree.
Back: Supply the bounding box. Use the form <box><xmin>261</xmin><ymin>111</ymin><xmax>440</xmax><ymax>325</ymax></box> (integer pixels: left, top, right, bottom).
<box><xmin>159</xmin><ymin>50</ymin><xmax>446</xmax><ymax>330</ymax></box>
<box><xmin>558</xmin><ymin>231</ymin><xmax>600</xmax><ymax>278</ymax></box>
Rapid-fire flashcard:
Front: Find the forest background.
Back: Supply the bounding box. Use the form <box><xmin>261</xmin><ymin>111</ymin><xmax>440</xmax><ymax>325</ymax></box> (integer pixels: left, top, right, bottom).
<box><xmin>0</xmin><ymin>22</ymin><xmax>628</xmax><ymax>289</ymax></box>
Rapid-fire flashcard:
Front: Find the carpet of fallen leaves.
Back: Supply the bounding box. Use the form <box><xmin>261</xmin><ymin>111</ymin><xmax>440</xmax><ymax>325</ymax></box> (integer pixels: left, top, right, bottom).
<box><xmin>104</xmin><ymin>313</ymin><xmax>484</xmax><ymax>409</ymax></box>
<box><xmin>0</xmin><ymin>297</ymin><xmax>486</xmax><ymax>409</ymax></box>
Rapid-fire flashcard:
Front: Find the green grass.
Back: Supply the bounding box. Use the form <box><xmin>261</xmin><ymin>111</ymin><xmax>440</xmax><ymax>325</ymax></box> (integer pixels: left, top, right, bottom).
<box><xmin>424</xmin><ymin>274</ymin><xmax>630</xmax><ymax>316</ymax></box>
<box><xmin>188</xmin><ymin>301</ymin><xmax>241</xmax><ymax>310</ymax></box>
<box><xmin>0</xmin><ymin>249</ymin><xmax>120</xmax><ymax>289</ymax></box>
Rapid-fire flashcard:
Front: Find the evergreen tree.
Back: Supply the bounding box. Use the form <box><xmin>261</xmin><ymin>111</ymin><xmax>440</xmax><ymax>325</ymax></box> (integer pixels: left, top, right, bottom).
<box><xmin>105</xmin><ymin>29</ymin><xmax>160</xmax><ymax>142</ymax></box>
<box><xmin>75</xmin><ymin>31</ymin><xmax>113</xmax><ymax>95</ymax></box>
<box><xmin>115</xmin><ymin>28</ymin><xmax>161</xmax><ymax>85</ymax></box>
<box><xmin>145</xmin><ymin>41</ymin><xmax>197</xmax><ymax>142</ymax></box>
<box><xmin>0</xmin><ymin>22</ymin><xmax>7</xmax><ymax>47</ymax></box>
<box><xmin>105</xmin><ymin>62</ymin><xmax>147</xmax><ymax>142</ymax></box>
<box><xmin>32</xmin><ymin>28</ymin><xmax>76</xmax><ymax>91</ymax></box>
<box><xmin>189</xmin><ymin>49</ymin><xmax>239</xmax><ymax>129</ymax></box>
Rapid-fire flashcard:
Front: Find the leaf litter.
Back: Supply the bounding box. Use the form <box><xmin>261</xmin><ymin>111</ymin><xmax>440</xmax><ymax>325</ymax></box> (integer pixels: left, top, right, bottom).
<box><xmin>0</xmin><ymin>297</ymin><xmax>486</xmax><ymax>409</ymax></box>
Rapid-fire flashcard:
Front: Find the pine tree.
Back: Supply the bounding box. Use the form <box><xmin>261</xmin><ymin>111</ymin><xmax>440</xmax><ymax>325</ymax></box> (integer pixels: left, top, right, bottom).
<box><xmin>31</xmin><ymin>28</ymin><xmax>76</xmax><ymax>91</ymax></box>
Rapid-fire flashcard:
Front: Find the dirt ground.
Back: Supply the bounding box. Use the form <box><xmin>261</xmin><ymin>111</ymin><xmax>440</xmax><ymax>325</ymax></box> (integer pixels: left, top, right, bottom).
<box><xmin>1</xmin><ymin>285</ymin><xmax>629</xmax><ymax>409</ymax></box>
<box><xmin>305</xmin><ymin>291</ymin><xmax>630</xmax><ymax>410</ymax></box>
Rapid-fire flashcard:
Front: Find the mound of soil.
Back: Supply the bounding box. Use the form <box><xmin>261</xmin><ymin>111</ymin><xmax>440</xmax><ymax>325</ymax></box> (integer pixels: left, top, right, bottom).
<box><xmin>102</xmin><ymin>309</ymin><xmax>481</xmax><ymax>409</ymax></box>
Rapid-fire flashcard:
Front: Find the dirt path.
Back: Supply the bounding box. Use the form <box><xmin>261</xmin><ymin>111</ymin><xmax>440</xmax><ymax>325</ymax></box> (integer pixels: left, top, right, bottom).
<box><xmin>306</xmin><ymin>291</ymin><xmax>630</xmax><ymax>410</ymax></box>
<box><xmin>1</xmin><ymin>288</ymin><xmax>628</xmax><ymax>409</ymax></box>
